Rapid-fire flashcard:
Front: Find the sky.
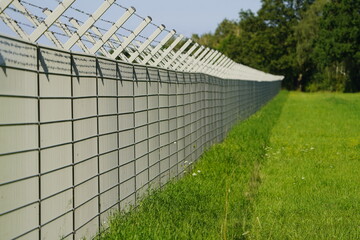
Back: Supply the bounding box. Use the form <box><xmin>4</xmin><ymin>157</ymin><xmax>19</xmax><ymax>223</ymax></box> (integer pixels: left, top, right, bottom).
<box><xmin>0</xmin><ymin>0</ymin><xmax>262</xmax><ymax>44</ymax></box>
<box><xmin>117</xmin><ymin>0</ymin><xmax>262</xmax><ymax>37</ymax></box>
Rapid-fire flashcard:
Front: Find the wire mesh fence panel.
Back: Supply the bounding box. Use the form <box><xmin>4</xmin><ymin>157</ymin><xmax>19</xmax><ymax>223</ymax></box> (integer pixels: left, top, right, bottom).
<box><xmin>0</xmin><ymin>34</ymin><xmax>281</xmax><ymax>240</ymax></box>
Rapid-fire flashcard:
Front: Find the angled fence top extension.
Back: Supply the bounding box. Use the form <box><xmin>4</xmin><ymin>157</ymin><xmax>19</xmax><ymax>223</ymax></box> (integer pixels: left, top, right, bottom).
<box><xmin>0</xmin><ymin>0</ymin><xmax>283</xmax><ymax>81</ymax></box>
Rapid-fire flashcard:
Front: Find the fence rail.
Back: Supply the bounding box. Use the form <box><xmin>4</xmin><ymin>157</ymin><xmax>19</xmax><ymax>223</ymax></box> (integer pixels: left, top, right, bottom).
<box><xmin>0</xmin><ymin>34</ymin><xmax>281</xmax><ymax>240</ymax></box>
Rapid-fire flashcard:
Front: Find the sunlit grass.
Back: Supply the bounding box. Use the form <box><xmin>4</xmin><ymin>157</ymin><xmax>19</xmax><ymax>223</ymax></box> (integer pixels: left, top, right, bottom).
<box><xmin>98</xmin><ymin>92</ymin><xmax>288</xmax><ymax>240</ymax></box>
<box><xmin>98</xmin><ymin>91</ymin><xmax>360</xmax><ymax>239</ymax></box>
<box><xmin>248</xmin><ymin>92</ymin><xmax>360</xmax><ymax>239</ymax></box>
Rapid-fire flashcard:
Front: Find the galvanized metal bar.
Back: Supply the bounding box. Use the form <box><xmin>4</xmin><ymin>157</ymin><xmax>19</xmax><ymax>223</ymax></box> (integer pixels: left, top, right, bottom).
<box><xmin>128</xmin><ymin>24</ymin><xmax>165</xmax><ymax>63</ymax></box>
<box><xmin>199</xmin><ymin>51</ymin><xmax>222</xmax><ymax>74</ymax></box>
<box><xmin>142</xmin><ymin>29</ymin><xmax>175</xmax><ymax>65</ymax></box>
<box><xmin>219</xmin><ymin>60</ymin><xmax>235</xmax><ymax>78</ymax></box>
<box><xmin>90</xmin><ymin>25</ymin><xmax>133</xmax><ymax>62</ymax></box>
<box><xmin>91</xmin><ymin>26</ymin><xmax>116</xmax><ymax>49</ymax></box>
<box><xmin>152</xmin><ymin>34</ymin><xmax>183</xmax><ymax>66</ymax></box>
<box><xmin>0</xmin><ymin>11</ymin><xmax>29</xmax><ymax>40</ymax></box>
<box><xmin>29</xmin><ymin>0</ymin><xmax>76</xmax><ymax>42</ymax></box>
<box><xmin>69</xmin><ymin>18</ymin><xmax>110</xmax><ymax>57</ymax></box>
<box><xmin>36</xmin><ymin>42</ymin><xmax>42</xmax><ymax>240</ymax></box>
<box><xmin>208</xmin><ymin>54</ymin><xmax>227</xmax><ymax>76</ymax></box>
<box><xmin>172</xmin><ymin>42</ymin><xmax>198</xmax><ymax>70</ymax></box>
<box><xmin>163</xmin><ymin>39</ymin><xmax>192</xmax><ymax>69</ymax></box>
<box><xmin>70</xmin><ymin>52</ymin><xmax>76</xmax><ymax>240</ymax></box>
<box><xmin>110</xmin><ymin>16</ymin><xmax>151</xmax><ymax>59</ymax></box>
<box><xmin>177</xmin><ymin>45</ymin><xmax>205</xmax><ymax>71</ymax></box>
<box><xmin>192</xmin><ymin>50</ymin><xmax>220</xmax><ymax>73</ymax></box>
<box><xmin>64</xmin><ymin>0</ymin><xmax>115</xmax><ymax>50</ymax></box>
<box><xmin>42</xmin><ymin>8</ymin><xmax>89</xmax><ymax>52</ymax></box>
<box><xmin>184</xmin><ymin>47</ymin><xmax>211</xmax><ymax>72</ymax></box>
<box><xmin>89</xmin><ymin>7</ymin><xmax>135</xmax><ymax>54</ymax></box>
<box><xmin>139</xmin><ymin>44</ymin><xmax>159</xmax><ymax>65</ymax></box>
<box><xmin>0</xmin><ymin>0</ymin><xmax>14</xmax><ymax>14</ymax></box>
<box><xmin>12</xmin><ymin>0</ymin><xmax>64</xmax><ymax>48</ymax></box>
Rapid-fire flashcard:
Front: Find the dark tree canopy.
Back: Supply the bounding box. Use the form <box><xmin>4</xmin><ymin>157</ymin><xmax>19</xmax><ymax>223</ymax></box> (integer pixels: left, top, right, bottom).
<box><xmin>192</xmin><ymin>0</ymin><xmax>360</xmax><ymax>92</ymax></box>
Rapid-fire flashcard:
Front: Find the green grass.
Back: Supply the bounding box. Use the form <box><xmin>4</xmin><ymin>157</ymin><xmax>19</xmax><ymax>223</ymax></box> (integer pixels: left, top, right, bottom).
<box><xmin>98</xmin><ymin>92</ymin><xmax>287</xmax><ymax>240</ymax></box>
<box><xmin>99</xmin><ymin>91</ymin><xmax>360</xmax><ymax>239</ymax></box>
<box><xmin>248</xmin><ymin>92</ymin><xmax>360</xmax><ymax>239</ymax></box>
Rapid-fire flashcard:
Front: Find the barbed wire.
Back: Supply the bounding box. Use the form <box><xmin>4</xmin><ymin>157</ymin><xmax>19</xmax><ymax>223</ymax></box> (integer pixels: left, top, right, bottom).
<box><xmin>1</xmin><ymin>0</ymin><xmax>186</xmax><ymax>56</ymax></box>
<box><xmin>49</xmin><ymin>0</ymin><xmax>162</xmax><ymax>41</ymax></box>
<box><xmin>18</xmin><ymin>0</ymin><xmax>45</xmax><ymax>11</ymax></box>
<box><xmin>21</xmin><ymin>0</ymin><xmax>163</xmax><ymax>43</ymax></box>
<box><xmin>6</xmin><ymin>6</ymin><xmax>76</xmax><ymax>35</ymax></box>
<box><xmin>1</xmin><ymin>14</ymin><xmax>148</xmax><ymax>57</ymax></box>
<box><xmin>112</xmin><ymin>1</ymin><xmax>170</xmax><ymax>33</ymax></box>
<box><xmin>16</xmin><ymin>0</ymin><xmax>134</xmax><ymax>46</ymax></box>
<box><xmin>7</xmin><ymin>6</ymin><xmax>45</xmax><ymax>22</ymax></box>
<box><xmin>0</xmin><ymin>15</ymin><xmax>35</xmax><ymax>29</ymax></box>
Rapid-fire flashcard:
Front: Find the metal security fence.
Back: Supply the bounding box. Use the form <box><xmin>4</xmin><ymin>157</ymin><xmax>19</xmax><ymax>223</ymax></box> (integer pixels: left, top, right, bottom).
<box><xmin>0</xmin><ymin>34</ymin><xmax>281</xmax><ymax>240</ymax></box>
<box><xmin>0</xmin><ymin>0</ymin><xmax>283</xmax><ymax>81</ymax></box>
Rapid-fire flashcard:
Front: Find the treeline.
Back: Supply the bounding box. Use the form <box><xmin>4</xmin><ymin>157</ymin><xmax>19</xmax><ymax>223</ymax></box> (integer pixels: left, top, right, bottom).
<box><xmin>192</xmin><ymin>0</ymin><xmax>360</xmax><ymax>92</ymax></box>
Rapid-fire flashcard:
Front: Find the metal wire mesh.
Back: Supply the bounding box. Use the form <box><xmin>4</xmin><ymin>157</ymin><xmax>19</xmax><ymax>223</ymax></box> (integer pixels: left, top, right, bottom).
<box><xmin>0</xmin><ymin>34</ymin><xmax>281</xmax><ymax>240</ymax></box>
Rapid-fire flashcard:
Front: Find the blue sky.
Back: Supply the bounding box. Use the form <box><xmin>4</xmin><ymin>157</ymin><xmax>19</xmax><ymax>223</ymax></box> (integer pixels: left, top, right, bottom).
<box><xmin>0</xmin><ymin>0</ymin><xmax>262</xmax><ymax>44</ymax></box>
<box><xmin>117</xmin><ymin>0</ymin><xmax>262</xmax><ymax>37</ymax></box>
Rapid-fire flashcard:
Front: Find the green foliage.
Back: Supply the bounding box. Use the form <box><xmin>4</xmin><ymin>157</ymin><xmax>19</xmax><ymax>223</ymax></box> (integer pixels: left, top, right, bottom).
<box><xmin>294</xmin><ymin>0</ymin><xmax>328</xmax><ymax>90</ymax></box>
<box><xmin>97</xmin><ymin>92</ymin><xmax>288</xmax><ymax>240</ymax></box>
<box><xmin>192</xmin><ymin>0</ymin><xmax>359</xmax><ymax>92</ymax></box>
<box><xmin>312</xmin><ymin>0</ymin><xmax>360</xmax><ymax>92</ymax></box>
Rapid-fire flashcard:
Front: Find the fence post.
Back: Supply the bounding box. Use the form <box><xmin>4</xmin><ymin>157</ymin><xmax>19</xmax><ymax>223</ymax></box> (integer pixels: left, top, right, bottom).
<box><xmin>12</xmin><ymin>1</ymin><xmax>64</xmax><ymax>48</ymax></box>
<box><xmin>142</xmin><ymin>29</ymin><xmax>176</xmax><ymax>65</ymax></box>
<box><xmin>30</xmin><ymin>0</ymin><xmax>76</xmax><ymax>42</ymax></box>
<box><xmin>69</xmin><ymin>19</ymin><xmax>111</xmax><ymax>57</ymax></box>
<box><xmin>128</xmin><ymin>24</ymin><xmax>165</xmax><ymax>63</ymax></box>
<box><xmin>185</xmin><ymin>48</ymin><xmax>212</xmax><ymax>72</ymax></box>
<box><xmin>152</xmin><ymin>34</ymin><xmax>184</xmax><ymax>66</ymax></box>
<box><xmin>110</xmin><ymin>16</ymin><xmax>152</xmax><ymax>59</ymax></box>
<box><xmin>64</xmin><ymin>0</ymin><xmax>115</xmax><ymax>50</ymax></box>
<box><xmin>89</xmin><ymin>7</ymin><xmax>136</xmax><ymax>54</ymax></box>
<box><xmin>163</xmin><ymin>39</ymin><xmax>192</xmax><ymax>69</ymax></box>
<box><xmin>193</xmin><ymin>50</ymin><xmax>221</xmax><ymax>73</ymax></box>
<box><xmin>177</xmin><ymin>45</ymin><xmax>204</xmax><ymax>71</ymax></box>
<box><xmin>208</xmin><ymin>54</ymin><xmax>227</xmax><ymax>76</ymax></box>
<box><xmin>0</xmin><ymin>11</ymin><xmax>29</xmax><ymax>40</ymax></box>
<box><xmin>172</xmin><ymin>42</ymin><xmax>199</xmax><ymax>70</ymax></box>
<box><xmin>0</xmin><ymin>0</ymin><xmax>14</xmax><ymax>14</ymax></box>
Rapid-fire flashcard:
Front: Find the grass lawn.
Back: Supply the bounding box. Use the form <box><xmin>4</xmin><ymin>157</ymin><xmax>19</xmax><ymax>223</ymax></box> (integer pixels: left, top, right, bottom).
<box><xmin>98</xmin><ymin>91</ymin><xmax>360</xmax><ymax>239</ymax></box>
<box><xmin>248</xmin><ymin>92</ymin><xmax>360</xmax><ymax>239</ymax></box>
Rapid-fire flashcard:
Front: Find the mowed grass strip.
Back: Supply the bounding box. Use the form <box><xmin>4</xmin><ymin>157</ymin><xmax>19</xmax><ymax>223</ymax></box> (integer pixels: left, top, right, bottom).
<box><xmin>248</xmin><ymin>92</ymin><xmax>360</xmax><ymax>239</ymax></box>
<box><xmin>98</xmin><ymin>92</ymin><xmax>288</xmax><ymax>240</ymax></box>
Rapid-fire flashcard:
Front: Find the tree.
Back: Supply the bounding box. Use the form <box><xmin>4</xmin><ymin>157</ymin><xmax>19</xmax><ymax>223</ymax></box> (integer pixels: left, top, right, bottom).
<box><xmin>294</xmin><ymin>0</ymin><xmax>329</xmax><ymax>90</ymax></box>
<box><xmin>234</xmin><ymin>0</ymin><xmax>314</xmax><ymax>89</ymax></box>
<box><xmin>190</xmin><ymin>0</ymin><xmax>360</xmax><ymax>92</ymax></box>
<box><xmin>313</xmin><ymin>0</ymin><xmax>360</xmax><ymax>92</ymax></box>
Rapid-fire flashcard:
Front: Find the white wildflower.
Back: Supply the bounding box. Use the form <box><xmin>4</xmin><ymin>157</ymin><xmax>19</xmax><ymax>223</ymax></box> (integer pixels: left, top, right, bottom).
<box><xmin>197</xmin><ymin>170</ymin><xmax>201</xmax><ymax>173</ymax></box>
<box><xmin>192</xmin><ymin>173</ymin><xmax>197</xmax><ymax>176</ymax></box>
